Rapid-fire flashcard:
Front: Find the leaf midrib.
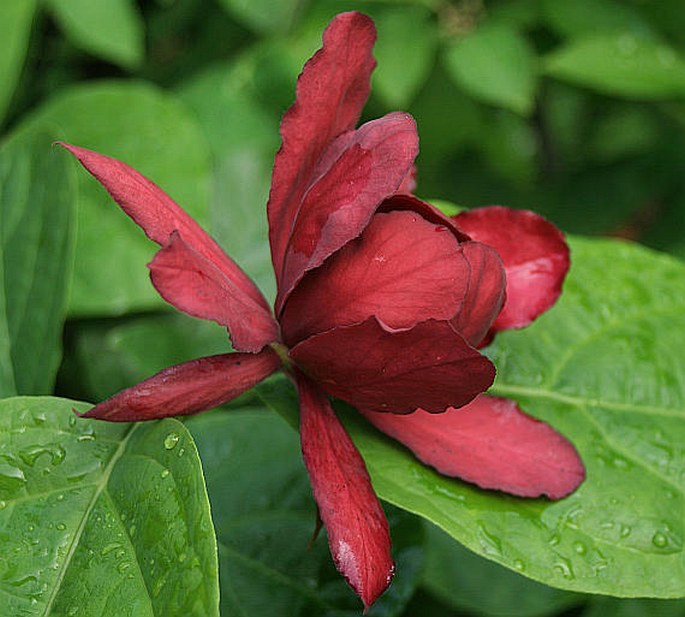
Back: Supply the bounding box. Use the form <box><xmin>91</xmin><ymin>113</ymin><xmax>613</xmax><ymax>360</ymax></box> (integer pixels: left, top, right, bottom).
<box><xmin>41</xmin><ymin>424</ymin><xmax>139</xmax><ymax>617</ymax></box>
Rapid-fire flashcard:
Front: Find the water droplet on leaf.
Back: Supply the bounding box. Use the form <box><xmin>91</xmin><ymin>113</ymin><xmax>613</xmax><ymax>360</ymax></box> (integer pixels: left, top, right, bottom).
<box><xmin>164</xmin><ymin>433</ymin><xmax>180</xmax><ymax>450</ymax></box>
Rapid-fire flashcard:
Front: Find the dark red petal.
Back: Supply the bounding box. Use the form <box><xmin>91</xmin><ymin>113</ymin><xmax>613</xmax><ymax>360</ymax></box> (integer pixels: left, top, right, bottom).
<box><xmin>275</xmin><ymin>112</ymin><xmax>419</xmax><ymax>312</ymax></box>
<box><xmin>59</xmin><ymin>143</ymin><xmax>275</xmax><ymax>340</ymax></box>
<box><xmin>290</xmin><ymin>318</ymin><xmax>495</xmax><ymax>414</ymax></box>
<box><xmin>361</xmin><ymin>395</ymin><xmax>585</xmax><ymax>499</ymax></box>
<box><xmin>148</xmin><ymin>232</ymin><xmax>278</xmax><ymax>352</ymax></box>
<box><xmin>81</xmin><ymin>349</ymin><xmax>281</xmax><ymax>422</ymax></box>
<box><xmin>296</xmin><ymin>373</ymin><xmax>393</xmax><ymax>610</ymax></box>
<box><xmin>268</xmin><ymin>12</ymin><xmax>376</xmax><ymax>287</ymax></box>
<box><xmin>451</xmin><ymin>242</ymin><xmax>506</xmax><ymax>346</ymax></box>
<box><xmin>281</xmin><ymin>210</ymin><xmax>469</xmax><ymax>346</ymax></box>
<box><xmin>454</xmin><ymin>207</ymin><xmax>570</xmax><ymax>332</ymax></box>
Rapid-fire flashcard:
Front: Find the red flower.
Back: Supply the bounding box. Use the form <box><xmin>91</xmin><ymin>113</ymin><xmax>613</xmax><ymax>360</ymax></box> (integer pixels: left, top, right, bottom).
<box><xmin>60</xmin><ymin>11</ymin><xmax>583</xmax><ymax>609</ymax></box>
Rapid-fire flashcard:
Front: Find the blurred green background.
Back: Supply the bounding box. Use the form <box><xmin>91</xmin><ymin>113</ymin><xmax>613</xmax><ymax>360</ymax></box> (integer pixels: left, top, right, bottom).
<box><xmin>3</xmin><ymin>0</ymin><xmax>685</xmax><ymax>615</ymax></box>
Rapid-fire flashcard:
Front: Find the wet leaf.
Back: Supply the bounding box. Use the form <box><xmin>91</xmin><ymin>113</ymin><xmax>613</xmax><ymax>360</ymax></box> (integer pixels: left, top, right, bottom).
<box><xmin>0</xmin><ymin>131</ymin><xmax>75</xmax><ymax>396</ymax></box>
<box><xmin>0</xmin><ymin>397</ymin><xmax>219</xmax><ymax>616</ymax></box>
<box><xmin>259</xmin><ymin>237</ymin><xmax>685</xmax><ymax>597</ymax></box>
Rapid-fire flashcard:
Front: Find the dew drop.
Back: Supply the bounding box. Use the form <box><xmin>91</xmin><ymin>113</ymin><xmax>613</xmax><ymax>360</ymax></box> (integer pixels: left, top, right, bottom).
<box><xmin>164</xmin><ymin>433</ymin><xmax>180</xmax><ymax>450</ymax></box>
<box><xmin>67</xmin><ymin>606</ymin><xmax>79</xmax><ymax>616</ymax></box>
<box><xmin>68</xmin><ymin>416</ymin><xmax>77</xmax><ymax>428</ymax></box>
<box><xmin>117</xmin><ymin>562</ymin><xmax>131</xmax><ymax>573</ymax></box>
<box><xmin>0</xmin><ymin>501</ymin><xmax>6</xmax><ymax>510</ymax></box>
<box><xmin>129</xmin><ymin>524</ymin><xmax>137</xmax><ymax>537</ymax></box>
<box><xmin>178</xmin><ymin>552</ymin><xmax>187</xmax><ymax>563</ymax></box>
<box><xmin>652</xmin><ymin>532</ymin><xmax>668</xmax><ymax>548</ymax></box>
<box><xmin>620</xmin><ymin>524</ymin><xmax>631</xmax><ymax>538</ymax></box>
<box><xmin>553</xmin><ymin>558</ymin><xmax>575</xmax><ymax>580</ymax></box>
<box><xmin>513</xmin><ymin>559</ymin><xmax>525</xmax><ymax>572</ymax></box>
<box><xmin>177</xmin><ymin>447</ymin><xmax>185</xmax><ymax>458</ymax></box>
<box><xmin>56</xmin><ymin>523</ymin><xmax>67</xmax><ymax>531</ymax></box>
<box><xmin>160</xmin><ymin>469</ymin><xmax>170</xmax><ymax>479</ymax></box>
<box><xmin>573</xmin><ymin>541</ymin><xmax>587</xmax><ymax>555</ymax></box>
<box><xmin>548</xmin><ymin>533</ymin><xmax>561</xmax><ymax>547</ymax></box>
<box><xmin>101</xmin><ymin>542</ymin><xmax>121</xmax><ymax>556</ymax></box>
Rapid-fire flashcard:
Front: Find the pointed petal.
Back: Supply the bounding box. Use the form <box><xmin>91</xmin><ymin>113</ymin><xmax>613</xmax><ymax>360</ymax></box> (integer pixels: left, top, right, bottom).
<box><xmin>296</xmin><ymin>373</ymin><xmax>393</xmax><ymax>610</ymax></box>
<box><xmin>290</xmin><ymin>318</ymin><xmax>495</xmax><ymax>414</ymax></box>
<box><xmin>454</xmin><ymin>207</ymin><xmax>570</xmax><ymax>333</ymax></box>
<box><xmin>451</xmin><ymin>242</ymin><xmax>506</xmax><ymax>346</ymax></box>
<box><xmin>281</xmin><ymin>210</ymin><xmax>469</xmax><ymax>346</ymax></box>
<box><xmin>148</xmin><ymin>232</ymin><xmax>278</xmax><ymax>351</ymax></box>
<box><xmin>275</xmin><ymin>112</ymin><xmax>419</xmax><ymax>311</ymax></box>
<box><xmin>81</xmin><ymin>349</ymin><xmax>281</xmax><ymax>422</ymax></box>
<box><xmin>268</xmin><ymin>12</ymin><xmax>377</xmax><ymax>285</ymax></box>
<box><xmin>59</xmin><ymin>142</ymin><xmax>273</xmax><ymax>319</ymax></box>
<box><xmin>361</xmin><ymin>395</ymin><xmax>585</xmax><ymax>499</ymax></box>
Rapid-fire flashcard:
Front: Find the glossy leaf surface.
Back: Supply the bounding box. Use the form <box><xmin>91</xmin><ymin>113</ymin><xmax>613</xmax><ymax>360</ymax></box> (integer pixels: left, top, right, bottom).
<box><xmin>0</xmin><ymin>397</ymin><xmax>219</xmax><ymax>616</ymax></box>
<box><xmin>0</xmin><ymin>131</ymin><xmax>75</xmax><ymax>396</ymax></box>
<box><xmin>260</xmin><ymin>237</ymin><xmax>685</xmax><ymax>596</ymax></box>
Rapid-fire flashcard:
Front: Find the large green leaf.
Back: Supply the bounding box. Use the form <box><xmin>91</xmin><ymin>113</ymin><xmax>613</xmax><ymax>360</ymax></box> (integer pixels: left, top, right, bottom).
<box><xmin>444</xmin><ymin>23</ymin><xmax>537</xmax><ymax>116</ymax></box>
<box><xmin>217</xmin><ymin>0</ymin><xmax>305</xmax><ymax>33</ymax></box>
<box><xmin>186</xmin><ymin>407</ymin><xmax>423</xmax><ymax>616</ymax></box>
<box><xmin>259</xmin><ymin>237</ymin><xmax>685</xmax><ymax>597</ymax></box>
<box><xmin>544</xmin><ymin>34</ymin><xmax>685</xmax><ymax>100</ymax></box>
<box><xmin>0</xmin><ymin>0</ymin><xmax>36</xmax><ymax>127</ymax></box>
<box><xmin>45</xmin><ymin>0</ymin><xmax>145</xmax><ymax>70</ymax></box>
<box><xmin>372</xmin><ymin>6</ymin><xmax>437</xmax><ymax>108</ymax></box>
<box><xmin>0</xmin><ymin>131</ymin><xmax>75</xmax><ymax>397</ymax></box>
<box><xmin>0</xmin><ymin>397</ymin><xmax>218</xmax><ymax>616</ymax></box>
<box><xmin>14</xmin><ymin>81</ymin><xmax>212</xmax><ymax>316</ymax></box>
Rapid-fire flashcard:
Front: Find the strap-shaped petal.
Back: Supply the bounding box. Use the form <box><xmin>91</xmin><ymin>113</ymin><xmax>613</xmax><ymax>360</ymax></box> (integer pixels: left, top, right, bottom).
<box><xmin>454</xmin><ymin>207</ymin><xmax>570</xmax><ymax>336</ymax></box>
<box><xmin>361</xmin><ymin>395</ymin><xmax>585</xmax><ymax>499</ymax></box>
<box><xmin>275</xmin><ymin>112</ymin><xmax>418</xmax><ymax>312</ymax></box>
<box><xmin>80</xmin><ymin>349</ymin><xmax>281</xmax><ymax>422</ymax></box>
<box><xmin>290</xmin><ymin>318</ymin><xmax>495</xmax><ymax>414</ymax></box>
<box><xmin>60</xmin><ymin>143</ymin><xmax>276</xmax><ymax>349</ymax></box>
<box><xmin>268</xmin><ymin>11</ymin><xmax>376</xmax><ymax>289</ymax></box>
<box><xmin>280</xmin><ymin>210</ymin><xmax>469</xmax><ymax>346</ymax></box>
<box><xmin>149</xmin><ymin>232</ymin><xmax>279</xmax><ymax>351</ymax></box>
<box><xmin>296</xmin><ymin>373</ymin><xmax>393</xmax><ymax>610</ymax></box>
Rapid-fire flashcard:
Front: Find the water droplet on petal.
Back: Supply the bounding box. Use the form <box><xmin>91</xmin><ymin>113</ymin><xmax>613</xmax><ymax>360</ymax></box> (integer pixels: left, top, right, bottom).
<box><xmin>164</xmin><ymin>433</ymin><xmax>180</xmax><ymax>450</ymax></box>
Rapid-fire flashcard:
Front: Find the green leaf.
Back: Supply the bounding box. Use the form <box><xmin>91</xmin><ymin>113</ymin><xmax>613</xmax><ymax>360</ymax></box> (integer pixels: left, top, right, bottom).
<box><xmin>60</xmin><ymin>314</ymin><xmax>231</xmax><ymax>403</ymax></box>
<box><xmin>542</xmin><ymin>0</ymin><xmax>654</xmax><ymax>39</ymax></box>
<box><xmin>177</xmin><ymin>58</ymin><xmax>279</xmax><ymax>302</ymax></box>
<box><xmin>259</xmin><ymin>237</ymin><xmax>685</xmax><ymax>597</ymax></box>
<box><xmin>0</xmin><ymin>397</ymin><xmax>219</xmax><ymax>616</ymax></box>
<box><xmin>372</xmin><ymin>6</ymin><xmax>437</xmax><ymax>108</ymax></box>
<box><xmin>186</xmin><ymin>407</ymin><xmax>423</xmax><ymax>616</ymax></box>
<box><xmin>544</xmin><ymin>34</ymin><xmax>685</xmax><ymax>100</ymax></box>
<box><xmin>422</xmin><ymin>523</ymin><xmax>582</xmax><ymax>617</ymax></box>
<box><xmin>45</xmin><ymin>0</ymin><xmax>145</xmax><ymax>70</ymax></box>
<box><xmin>0</xmin><ymin>0</ymin><xmax>36</xmax><ymax>127</ymax></box>
<box><xmin>217</xmin><ymin>0</ymin><xmax>306</xmax><ymax>34</ymax></box>
<box><xmin>0</xmin><ymin>131</ymin><xmax>76</xmax><ymax>397</ymax></box>
<box><xmin>13</xmin><ymin>81</ymin><xmax>212</xmax><ymax>316</ymax></box>
<box><xmin>444</xmin><ymin>23</ymin><xmax>537</xmax><ymax>116</ymax></box>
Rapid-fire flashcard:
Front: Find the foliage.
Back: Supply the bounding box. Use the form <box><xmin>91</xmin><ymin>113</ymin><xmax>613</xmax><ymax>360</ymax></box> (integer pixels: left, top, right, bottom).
<box><xmin>2</xmin><ymin>0</ymin><xmax>685</xmax><ymax>615</ymax></box>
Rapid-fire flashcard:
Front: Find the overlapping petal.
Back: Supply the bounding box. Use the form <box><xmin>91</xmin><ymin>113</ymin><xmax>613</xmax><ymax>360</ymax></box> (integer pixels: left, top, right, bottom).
<box><xmin>268</xmin><ymin>11</ymin><xmax>377</xmax><ymax>286</ymax></box>
<box><xmin>275</xmin><ymin>112</ymin><xmax>419</xmax><ymax>312</ymax></box>
<box><xmin>280</xmin><ymin>210</ymin><xmax>469</xmax><ymax>346</ymax></box>
<box><xmin>290</xmin><ymin>318</ymin><xmax>495</xmax><ymax>414</ymax></box>
<box><xmin>361</xmin><ymin>395</ymin><xmax>585</xmax><ymax>499</ymax></box>
<box><xmin>451</xmin><ymin>242</ymin><xmax>506</xmax><ymax>347</ymax></box>
<box><xmin>454</xmin><ymin>206</ymin><xmax>570</xmax><ymax>334</ymax></box>
<box><xmin>80</xmin><ymin>349</ymin><xmax>281</xmax><ymax>422</ymax></box>
<box><xmin>60</xmin><ymin>143</ymin><xmax>278</xmax><ymax>351</ymax></box>
<box><xmin>149</xmin><ymin>232</ymin><xmax>279</xmax><ymax>351</ymax></box>
<box><xmin>296</xmin><ymin>373</ymin><xmax>394</xmax><ymax>610</ymax></box>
